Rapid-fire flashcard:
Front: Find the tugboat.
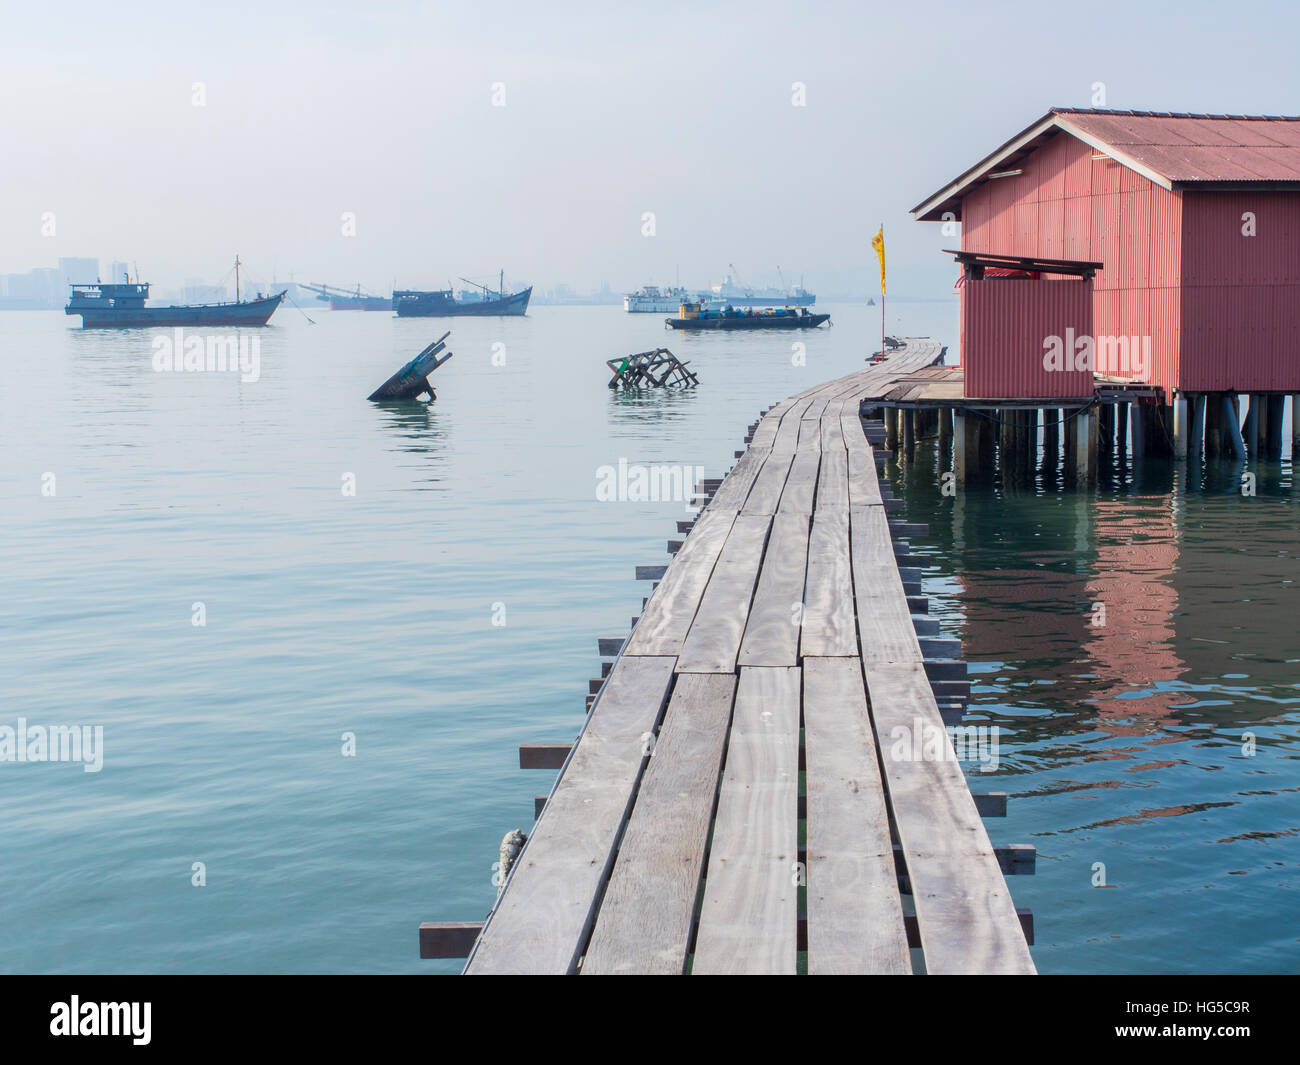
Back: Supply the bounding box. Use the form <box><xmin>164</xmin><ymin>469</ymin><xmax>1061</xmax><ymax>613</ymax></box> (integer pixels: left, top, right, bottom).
<box><xmin>666</xmin><ymin>301</ymin><xmax>830</xmax><ymax>331</ymax></box>
<box><xmin>65</xmin><ymin>258</ymin><xmax>284</xmax><ymax>328</ymax></box>
<box><xmin>393</xmin><ymin>270</ymin><xmax>531</xmax><ymax>317</ymax></box>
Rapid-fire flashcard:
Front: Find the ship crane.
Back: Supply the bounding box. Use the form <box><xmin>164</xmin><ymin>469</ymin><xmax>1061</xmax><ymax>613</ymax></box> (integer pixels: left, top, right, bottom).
<box><xmin>727</xmin><ymin>262</ymin><xmax>754</xmax><ymax>297</ymax></box>
<box><xmin>301</xmin><ymin>281</ymin><xmax>384</xmax><ymax>301</ymax></box>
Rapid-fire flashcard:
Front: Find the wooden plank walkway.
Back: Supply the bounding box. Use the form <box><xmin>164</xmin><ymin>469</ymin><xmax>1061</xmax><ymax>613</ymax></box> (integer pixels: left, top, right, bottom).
<box><xmin>449</xmin><ymin>339</ymin><xmax>1036</xmax><ymax>975</ymax></box>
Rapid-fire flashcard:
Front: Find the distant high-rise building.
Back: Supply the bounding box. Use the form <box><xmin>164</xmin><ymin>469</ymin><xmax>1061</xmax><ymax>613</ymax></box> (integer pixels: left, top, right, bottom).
<box><xmin>0</xmin><ymin>268</ymin><xmax>62</xmax><ymax>308</ymax></box>
<box><xmin>58</xmin><ymin>257</ymin><xmax>99</xmax><ymax>288</ymax></box>
<box><xmin>108</xmin><ymin>260</ymin><xmax>131</xmax><ymax>284</ymax></box>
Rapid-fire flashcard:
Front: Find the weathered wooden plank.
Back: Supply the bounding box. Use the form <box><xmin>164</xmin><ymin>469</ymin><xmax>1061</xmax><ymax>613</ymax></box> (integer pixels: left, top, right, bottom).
<box><xmin>849</xmin><ymin>504</ymin><xmax>926</xmax><ymax>667</ymax></box>
<box><xmin>741</xmin><ymin>447</ymin><xmax>796</xmax><ymax>515</ymax></box>
<box><xmin>419</xmin><ymin>921</ymin><xmax>483</xmax><ymax>959</ymax></box>
<box><xmin>862</xmin><ymin>661</ymin><xmax>1035</xmax><ymax>974</ymax></box>
<box><xmin>737</xmin><ymin>513</ymin><xmax>810</xmax><ymax>668</ymax></box>
<box><xmin>692</xmin><ymin>666</ymin><xmax>801</xmax><ymax>974</ymax></box>
<box><xmin>581</xmin><ymin>673</ymin><xmax>738</xmax><ymax>975</ymax></box>
<box><xmin>465</xmin><ymin>656</ymin><xmax>677</xmax><ymax>974</ymax></box>
<box><xmin>801</xmin><ymin>508</ymin><xmax>857</xmax><ymax>657</ymax></box>
<box><xmin>775</xmin><ymin>397</ymin><xmax>815</xmax><ymax>443</ymax></box>
<box><xmin>708</xmin><ymin>447</ymin><xmax>770</xmax><ymax>510</ymax></box>
<box><xmin>843</xmin><ymin>412</ymin><xmax>884</xmax><ymax>506</ymax></box>
<box><xmin>819</xmin><ymin>407</ymin><xmax>846</xmax><ymax>454</ymax></box>
<box><xmin>519</xmin><ymin>743</ymin><xmax>571</xmax><ymax>769</ymax></box>
<box><xmin>677</xmin><ymin>514</ymin><xmax>772</xmax><ymax>673</ymax></box>
<box><xmin>776</xmin><ymin>448</ymin><xmax>820</xmax><ymax>514</ymax></box>
<box><xmin>803</xmin><ymin>657</ymin><xmax>911</xmax><ymax>974</ymax></box>
<box><xmin>624</xmin><ymin>508</ymin><xmax>736</xmax><ymax>657</ymax></box>
<box><xmin>815</xmin><ymin>447</ymin><xmax>849</xmax><ymax>510</ymax></box>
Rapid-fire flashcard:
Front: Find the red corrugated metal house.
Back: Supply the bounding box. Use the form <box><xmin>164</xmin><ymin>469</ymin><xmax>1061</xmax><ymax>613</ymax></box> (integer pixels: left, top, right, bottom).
<box><xmin>955</xmin><ymin>250</ymin><xmax>1099</xmax><ymax>399</ymax></box>
<box><xmin>912</xmin><ymin>108</ymin><xmax>1300</xmax><ymax>398</ymax></box>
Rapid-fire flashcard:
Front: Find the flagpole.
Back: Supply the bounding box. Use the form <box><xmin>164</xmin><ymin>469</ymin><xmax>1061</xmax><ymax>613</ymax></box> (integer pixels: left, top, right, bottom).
<box><xmin>880</xmin><ymin>221</ymin><xmax>885</xmax><ymax>358</ymax></box>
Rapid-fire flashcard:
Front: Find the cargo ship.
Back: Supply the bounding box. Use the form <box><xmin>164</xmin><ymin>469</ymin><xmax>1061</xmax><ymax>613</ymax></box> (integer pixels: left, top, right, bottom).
<box><xmin>709</xmin><ymin>268</ymin><xmax>815</xmax><ymax>308</ymax></box>
<box><xmin>300</xmin><ymin>282</ymin><xmax>391</xmax><ymax>311</ymax></box>
<box><xmin>666</xmin><ymin>302</ymin><xmax>830</xmax><ymax>330</ymax></box>
<box><xmin>393</xmin><ymin>271</ymin><xmax>531</xmax><ymax>317</ymax></box>
<box><xmin>624</xmin><ymin>285</ymin><xmax>703</xmax><ymax>313</ymax></box>
<box><xmin>65</xmin><ymin>259</ymin><xmax>283</xmax><ymax>328</ymax></box>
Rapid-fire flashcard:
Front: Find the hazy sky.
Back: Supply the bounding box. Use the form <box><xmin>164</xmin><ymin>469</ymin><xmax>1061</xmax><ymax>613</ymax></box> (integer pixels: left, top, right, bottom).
<box><xmin>4</xmin><ymin>0</ymin><xmax>1297</xmax><ymax>296</ymax></box>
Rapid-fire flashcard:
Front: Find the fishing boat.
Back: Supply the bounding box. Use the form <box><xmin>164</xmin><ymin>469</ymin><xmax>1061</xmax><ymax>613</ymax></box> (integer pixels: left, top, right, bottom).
<box><xmin>64</xmin><ymin>257</ymin><xmax>284</xmax><ymax>327</ymax></box>
<box><xmin>393</xmin><ymin>271</ymin><xmax>531</xmax><ymax>317</ymax></box>
<box><xmin>299</xmin><ymin>282</ymin><xmax>391</xmax><ymax>311</ymax></box>
<box><xmin>666</xmin><ymin>302</ymin><xmax>830</xmax><ymax>331</ymax></box>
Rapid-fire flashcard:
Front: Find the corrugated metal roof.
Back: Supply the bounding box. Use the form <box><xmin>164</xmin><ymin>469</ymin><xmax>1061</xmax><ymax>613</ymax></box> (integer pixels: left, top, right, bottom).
<box><xmin>1058</xmin><ymin>109</ymin><xmax>1300</xmax><ymax>183</ymax></box>
<box><xmin>913</xmin><ymin>108</ymin><xmax>1300</xmax><ymax>221</ymax></box>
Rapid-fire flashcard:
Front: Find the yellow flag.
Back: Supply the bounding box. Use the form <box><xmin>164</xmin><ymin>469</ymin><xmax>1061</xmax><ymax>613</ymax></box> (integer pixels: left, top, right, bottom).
<box><xmin>871</xmin><ymin>227</ymin><xmax>886</xmax><ymax>296</ymax></box>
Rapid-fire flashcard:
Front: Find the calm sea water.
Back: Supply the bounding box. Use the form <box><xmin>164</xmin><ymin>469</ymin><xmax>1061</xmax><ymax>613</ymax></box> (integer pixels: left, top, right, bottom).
<box><xmin>1</xmin><ymin>301</ymin><xmax>1295</xmax><ymax>974</ymax></box>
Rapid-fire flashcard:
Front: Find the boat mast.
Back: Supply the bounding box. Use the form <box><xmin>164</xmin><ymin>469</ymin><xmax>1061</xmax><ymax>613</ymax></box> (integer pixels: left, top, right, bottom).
<box><xmin>499</xmin><ymin>269</ymin><xmax>504</xmax><ymax>299</ymax></box>
<box><xmin>235</xmin><ymin>255</ymin><xmax>241</xmax><ymax>303</ymax></box>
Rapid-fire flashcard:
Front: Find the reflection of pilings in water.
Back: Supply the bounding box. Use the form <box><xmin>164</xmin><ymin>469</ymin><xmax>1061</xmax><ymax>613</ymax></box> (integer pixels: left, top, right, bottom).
<box><xmin>1116</xmin><ymin>401</ymin><xmax>1128</xmax><ymax>454</ymax></box>
<box><xmin>1203</xmin><ymin>392</ymin><xmax>1221</xmax><ymax>459</ymax></box>
<box><xmin>1042</xmin><ymin>407</ymin><xmax>1060</xmax><ymax>484</ymax></box>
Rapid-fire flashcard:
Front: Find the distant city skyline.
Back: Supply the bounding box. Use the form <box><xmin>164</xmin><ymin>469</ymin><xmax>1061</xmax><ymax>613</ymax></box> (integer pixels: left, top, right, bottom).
<box><xmin>4</xmin><ymin>1</ymin><xmax>1296</xmax><ymax>305</ymax></box>
<box><xmin>0</xmin><ymin>253</ymin><xmax>940</xmax><ymax>309</ymax></box>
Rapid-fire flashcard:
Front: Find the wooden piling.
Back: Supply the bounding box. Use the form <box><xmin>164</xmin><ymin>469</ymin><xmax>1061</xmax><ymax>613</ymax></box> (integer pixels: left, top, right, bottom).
<box><xmin>1265</xmin><ymin>394</ymin><xmax>1285</xmax><ymax>459</ymax></box>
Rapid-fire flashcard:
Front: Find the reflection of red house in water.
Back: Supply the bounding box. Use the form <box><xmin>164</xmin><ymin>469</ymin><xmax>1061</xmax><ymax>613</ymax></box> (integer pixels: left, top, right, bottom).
<box><xmin>1081</xmin><ymin>498</ymin><xmax>1184</xmax><ymax>729</ymax></box>
<box><xmin>951</xmin><ymin>493</ymin><xmax>1186</xmax><ymax>740</ymax></box>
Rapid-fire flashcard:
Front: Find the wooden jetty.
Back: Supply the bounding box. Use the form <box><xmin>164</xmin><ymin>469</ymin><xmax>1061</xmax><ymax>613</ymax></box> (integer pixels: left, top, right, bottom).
<box><xmin>422</xmin><ymin>339</ymin><xmax>1036</xmax><ymax>975</ymax></box>
<box><xmin>606</xmin><ymin>348</ymin><xmax>698</xmax><ymax>389</ymax></box>
<box><xmin>367</xmin><ymin>331</ymin><xmax>454</xmax><ymax>401</ymax></box>
<box><xmin>872</xmin><ymin>363</ymin><xmax>1168</xmax><ymax>486</ymax></box>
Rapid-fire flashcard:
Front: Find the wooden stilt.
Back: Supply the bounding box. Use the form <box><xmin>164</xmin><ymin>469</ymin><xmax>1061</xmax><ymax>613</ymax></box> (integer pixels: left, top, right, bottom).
<box><xmin>1265</xmin><ymin>395</ymin><xmax>1285</xmax><ymax>459</ymax></box>
<box><xmin>1172</xmin><ymin>396</ymin><xmax>1189</xmax><ymax>459</ymax></box>
<box><xmin>1243</xmin><ymin>395</ymin><xmax>1260</xmax><ymax>458</ymax></box>
<box><xmin>1223</xmin><ymin>395</ymin><xmax>1247</xmax><ymax>460</ymax></box>
<box><xmin>1204</xmin><ymin>393</ymin><xmax>1221</xmax><ymax>458</ymax></box>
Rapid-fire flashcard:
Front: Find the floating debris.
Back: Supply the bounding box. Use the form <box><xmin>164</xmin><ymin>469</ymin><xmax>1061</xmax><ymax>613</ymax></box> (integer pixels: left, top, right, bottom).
<box><xmin>605</xmin><ymin>347</ymin><xmax>699</xmax><ymax>390</ymax></box>
<box><xmin>367</xmin><ymin>331</ymin><xmax>454</xmax><ymax>401</ymax></box>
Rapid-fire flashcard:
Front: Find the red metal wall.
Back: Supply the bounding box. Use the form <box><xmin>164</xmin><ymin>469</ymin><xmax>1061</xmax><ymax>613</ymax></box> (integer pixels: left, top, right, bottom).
<box><xmin>1179</xmin><ymin>192</ymin><xmax>1300</xmax><ymax>392</ymax></box>
<box><xmin>962</xmin><ymin>278</ymin><xmax>1094</xmax><ymax>399</ymax></box>
<box><xmin>962</xmin><ymin>133</ymin><xmax>1183</xmax><ymax>393</ymax></box>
